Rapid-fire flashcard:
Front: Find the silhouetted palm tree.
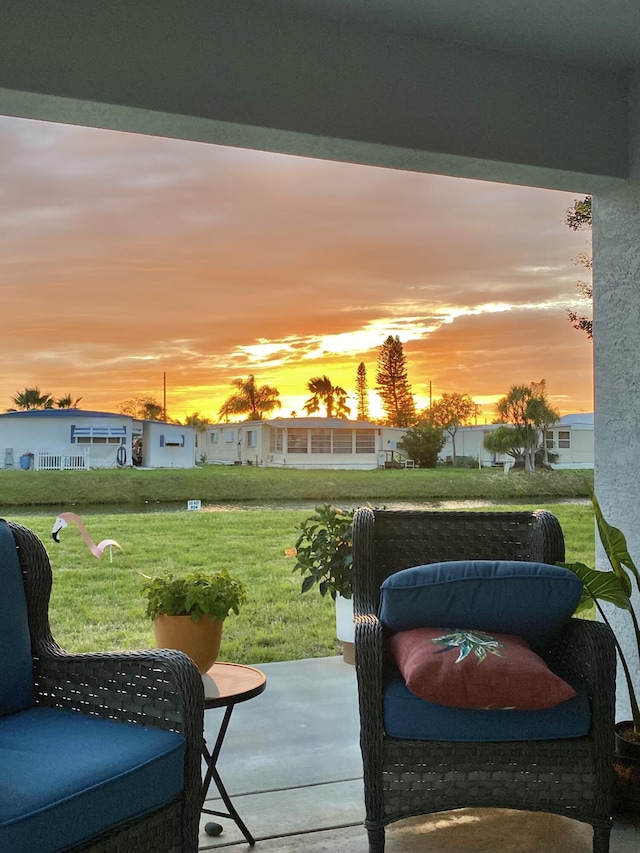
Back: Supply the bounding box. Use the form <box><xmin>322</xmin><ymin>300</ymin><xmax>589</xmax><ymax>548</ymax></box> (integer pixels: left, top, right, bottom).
<box><xmin>303</xmin><ymin>375</ymin><xmax>351</xmax><ymax>418</ymax></box>
<box><xmin>56</xmin><ymin>394</ymin><xmax>83</xmax><ymax>409</ymax></box>
<box><xmin>218</xmin><ymin>375</ymin><xmax>281</xmax><ymax>421</ymax></box>
<box><xmin>183</xmin><ymin>412</ymin><xmax>212</xmax><ymax>429</ymax></box>
<box><xmin>10</xmin><ymin>387</ymin><xmax>54</xmax><ymax>411</ymax></box>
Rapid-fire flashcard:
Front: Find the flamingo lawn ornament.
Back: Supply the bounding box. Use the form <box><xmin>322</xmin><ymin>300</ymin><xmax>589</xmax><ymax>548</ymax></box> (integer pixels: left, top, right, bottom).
<box><xmin>52</xmin><ymin>512</ymin><xmax>122</xmax><ymax>561</ymax></box>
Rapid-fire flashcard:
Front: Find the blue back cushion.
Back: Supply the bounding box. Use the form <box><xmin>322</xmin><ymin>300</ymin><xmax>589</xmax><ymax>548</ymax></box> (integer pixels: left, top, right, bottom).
<box><xmin>0</xmin><ymin>520</ymin><xmax>35</xmax><ymax>715</ymax></box>
<box><xmin>379</xmin><ymin>560</ymin><xmax>583</xmax><ymax>644</ymax></box>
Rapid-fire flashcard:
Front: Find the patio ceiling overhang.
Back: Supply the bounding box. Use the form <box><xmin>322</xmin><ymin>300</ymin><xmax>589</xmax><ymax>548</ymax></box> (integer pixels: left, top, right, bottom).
<box><xmin>0</xmin><ymin>1</ymin><xmax>637</xmax><ymax>193</ymax></box>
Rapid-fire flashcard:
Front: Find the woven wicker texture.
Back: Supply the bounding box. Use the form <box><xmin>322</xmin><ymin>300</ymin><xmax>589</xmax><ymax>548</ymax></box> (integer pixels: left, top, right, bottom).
<box><xmin>8</xmin><ymin>521</ymin><xmax>204</xmax><ymax>853</ymax></box>
<box><xmin>352</xmin><ymin>509</ymin><xmax>616</xmax><ymax>853</ymax></box>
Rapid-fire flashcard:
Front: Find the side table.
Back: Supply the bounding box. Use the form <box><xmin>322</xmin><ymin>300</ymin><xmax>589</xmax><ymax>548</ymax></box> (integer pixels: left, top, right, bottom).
<box><xmin>201</xmin><ymin>662</ymin><xmax>267</xmax><ymax>845</ymax></box>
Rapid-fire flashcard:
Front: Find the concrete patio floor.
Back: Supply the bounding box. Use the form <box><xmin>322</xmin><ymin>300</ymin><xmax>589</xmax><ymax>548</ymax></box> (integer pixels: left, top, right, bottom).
<box><xmin>199</xmin><ymin>656</ymin><xmax>640</xmax><ymax>852</ymax></box>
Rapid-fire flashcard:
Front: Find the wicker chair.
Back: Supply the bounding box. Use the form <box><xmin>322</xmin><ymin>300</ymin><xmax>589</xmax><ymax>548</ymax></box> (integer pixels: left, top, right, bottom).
<box><xmin>4</xmin><ymin>521</ymin><xmax>204</xmax><ymax>853</ymax></box>
<box><xmin>352</xmin><ymin>508</ymin><xmax>616</xmax><ymax>853</ymax></box>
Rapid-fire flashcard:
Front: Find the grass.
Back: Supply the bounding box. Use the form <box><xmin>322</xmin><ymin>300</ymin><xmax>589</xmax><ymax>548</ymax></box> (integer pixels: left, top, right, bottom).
<box><xmin>0</xmin><ymin>465</ymin><xmax>593</xmax><ymax>507</ymax></box>
<box><xmin>9</xmin><ymin>501</ymin><xmax>595</xmax><ymax>663</ymax></box>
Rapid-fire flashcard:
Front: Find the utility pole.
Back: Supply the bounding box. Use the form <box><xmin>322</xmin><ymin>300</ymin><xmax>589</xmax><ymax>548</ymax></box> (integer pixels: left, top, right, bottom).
<box><xmin>163</xmin><ymin>372</ymin><xmax>167</xmax><ymax>421</ymax></box>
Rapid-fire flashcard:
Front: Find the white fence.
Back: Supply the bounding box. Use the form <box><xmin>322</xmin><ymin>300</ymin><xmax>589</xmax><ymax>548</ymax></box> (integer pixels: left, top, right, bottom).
<box><xmin>36</xmin><ymin>450</ymin><xmax>90</xmax><ymax>471</ymax></box>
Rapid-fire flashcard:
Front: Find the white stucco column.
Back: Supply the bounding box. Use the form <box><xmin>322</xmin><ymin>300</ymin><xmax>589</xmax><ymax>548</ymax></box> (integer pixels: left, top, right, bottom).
<box><xmin>593</xmin><ymin>73</ymin><xmax>640</xmax><ymax>722</ymax></box>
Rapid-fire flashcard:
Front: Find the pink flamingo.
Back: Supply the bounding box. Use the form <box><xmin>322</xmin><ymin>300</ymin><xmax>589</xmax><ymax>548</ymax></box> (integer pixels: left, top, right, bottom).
<box><xmin>52</xmin><ymin>512</ymin><xmax>122</xmax><ymax>559</ymax></box>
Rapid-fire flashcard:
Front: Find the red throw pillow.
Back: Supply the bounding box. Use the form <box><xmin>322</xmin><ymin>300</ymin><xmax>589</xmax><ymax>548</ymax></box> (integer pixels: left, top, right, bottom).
<box><xmin>389</xmin><ymin>627</ymin><xmax>576</xmax><ymax>710</ymax></box>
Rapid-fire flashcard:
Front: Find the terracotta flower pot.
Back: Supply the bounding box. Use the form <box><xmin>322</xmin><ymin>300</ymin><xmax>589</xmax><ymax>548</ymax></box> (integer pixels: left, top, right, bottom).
<box><xmin>153</xmin><ymin>614</ymin><xmax>223</xmax><ymax>674</ymax></box>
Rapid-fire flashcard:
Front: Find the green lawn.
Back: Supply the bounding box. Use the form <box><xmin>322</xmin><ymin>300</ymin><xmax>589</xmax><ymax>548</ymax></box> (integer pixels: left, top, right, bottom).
<box><xmin>0</xmin><ymin>464</ymin><xmax>593</xmax><ymax>507</ymax></box>
<box><xmin>9</xmin><ymin>501</ymin><xmax>595</xmax><ymax>663</ymax></box>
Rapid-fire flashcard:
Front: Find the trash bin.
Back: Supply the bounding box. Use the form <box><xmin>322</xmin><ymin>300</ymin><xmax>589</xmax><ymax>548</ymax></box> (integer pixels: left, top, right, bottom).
<box><xmin>19</xmin><ymin>454</ymin><xmax>32</xmax><ymax>470</ymax></box>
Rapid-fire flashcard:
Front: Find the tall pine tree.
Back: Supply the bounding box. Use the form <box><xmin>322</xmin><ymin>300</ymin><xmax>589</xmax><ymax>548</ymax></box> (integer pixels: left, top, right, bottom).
<box><xmin>355</xmin><ymin>362</ymin><xmax>369</xmax><ymax>421</ymax></box>
<box><xmin>376</xmin><ymin>336</ymin><xmax>416</xmax><ymax>427</ymax></box>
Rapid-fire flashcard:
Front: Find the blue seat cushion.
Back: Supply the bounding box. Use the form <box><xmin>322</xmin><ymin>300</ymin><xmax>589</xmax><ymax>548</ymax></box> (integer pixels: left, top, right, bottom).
<box><xmin>379</xmin><ymin>560</ymin><xmax>583</xmax><ymax>644</ymax></box>
<box><xmin>383</xmin><ymin>671</ymin><xmax>591</xmax><ymax>742</ymax></box>
<box><xmin>0</xmin><ymin>706</ymin><xmax>186</xmax><ymax>853</ymax></box>
<box><xmin>0</xmin><ymin>519</ymin><xmax>35</xmax><ymax>715</ymax></box>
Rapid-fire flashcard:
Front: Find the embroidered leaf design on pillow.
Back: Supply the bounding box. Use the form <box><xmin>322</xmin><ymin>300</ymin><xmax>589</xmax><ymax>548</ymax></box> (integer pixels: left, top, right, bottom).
<box><xmin>432</xmin><ymin>629</ymin><xmax>506</xmax><ymax>663</ymax></box>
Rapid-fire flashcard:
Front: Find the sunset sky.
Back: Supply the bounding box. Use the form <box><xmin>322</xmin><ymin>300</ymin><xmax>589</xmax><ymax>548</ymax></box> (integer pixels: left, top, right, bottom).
<box><xmin>1</xmin><ymin>114</ymin><xmax>593</xmax><ymax>423</ymax></box>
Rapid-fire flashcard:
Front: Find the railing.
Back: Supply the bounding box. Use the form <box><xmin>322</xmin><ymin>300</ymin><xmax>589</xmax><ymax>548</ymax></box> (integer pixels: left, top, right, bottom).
<box><xmin>36</xmin><ymin>450</ymin><xmax>90</xmax><ymax>471</ymax></box>
<box><xmin>381</xmin><ymin>450</ymin><xmax>415</xmax><ymax>469</ymax></box>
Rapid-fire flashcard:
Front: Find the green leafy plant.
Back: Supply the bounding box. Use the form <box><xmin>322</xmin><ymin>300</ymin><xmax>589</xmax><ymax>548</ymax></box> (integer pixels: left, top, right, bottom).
<box><xmin>292</xmin><ymin>505</ymin><xmax>355</xmax><ymax>600</ymax></box>
<box><xmin>560</xmin><ymin>494</ymin><xmax>640</xmax><ymax>734</ymax></box>
<box><xmin>141</xmin><ymin>570</ymin><xmax>246</xmax><ymax>623</ymax></box>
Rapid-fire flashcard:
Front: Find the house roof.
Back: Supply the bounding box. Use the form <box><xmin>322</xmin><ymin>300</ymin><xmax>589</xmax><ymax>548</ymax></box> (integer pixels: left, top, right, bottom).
<box><xmin>0</xmin><ymin>408</ymin><xmax>131</xmax><ymax>420</ymax></box>
<box><xmin>445</xmin><ymin>415</ymin><xmax>596</xmax><ymax>433</ymax></box>
<box><xmin>211</xmin><ymin>417</ymin><xmax>401</xmax><ymax>430</ymax></box>
<box><xmin>558</xmin><ymin>413</ymin><xmax>594</xmax><ymax>429</ymax></box>
<box><xmin>140</xmin><ymin>419</ymin><xmax>195</xmax><ymax>430</ymax></box>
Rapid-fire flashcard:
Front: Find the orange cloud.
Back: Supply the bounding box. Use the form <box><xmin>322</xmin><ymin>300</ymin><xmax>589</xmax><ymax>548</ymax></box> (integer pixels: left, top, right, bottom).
<box><xmin>0</xmin><ymin>115</ymin><xmax>592</xmax><ymax>420</ymax></box>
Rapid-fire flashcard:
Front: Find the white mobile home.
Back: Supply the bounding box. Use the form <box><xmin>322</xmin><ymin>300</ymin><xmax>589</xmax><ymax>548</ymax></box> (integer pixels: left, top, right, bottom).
<box><xmin>140</xmin><ymin>420</ymin><xmax>196</xmax><ymax>469</ymax></box>
<box><xmin>0</xmin><ymin>409</ymin><xmax>133</xmax><ymax>470</ymax></box>
<box><xmin>204</xmin><ymin>418</ymin><xmax>410</xmax><ymax>470</ymax></box>
<box><xmin>438</xmin><ymin>413</ymin><xmax>594</xmax><ymax>469</ymax></box>
<box><xmin>545</xmin><ymin>413</ymin><xmax>594</xmax><ymax>469</ymax></box>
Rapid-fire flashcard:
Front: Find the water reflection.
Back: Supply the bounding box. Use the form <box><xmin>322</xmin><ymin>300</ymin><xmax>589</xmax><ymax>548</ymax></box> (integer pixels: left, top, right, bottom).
<box><xmin>7</xmin><ymin>497</ymin><xmax>588</xmax><ymax>517</ymax></box>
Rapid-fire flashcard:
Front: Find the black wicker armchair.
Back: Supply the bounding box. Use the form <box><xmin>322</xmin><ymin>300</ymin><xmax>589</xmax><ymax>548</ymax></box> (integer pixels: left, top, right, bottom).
<box><xmin>352</xmin><ymin>509</ymin><xmax>616</xmax><ymax>853</ymax></box>
<box><xmin>2</xmin><ymin>521</ymin><xmax>204</xmax><ymax>853</ymax></box>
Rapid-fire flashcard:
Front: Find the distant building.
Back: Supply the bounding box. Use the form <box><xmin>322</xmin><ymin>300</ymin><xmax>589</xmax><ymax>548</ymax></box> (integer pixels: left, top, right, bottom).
<box><xmin>202</xmin><ymin>417</ymin><xmax>411</xmax><ymax>470</ymax></box>
<box><xmin>438</xmin><ymin>413</ymin><xmax>594</xmax><ymax>469</ymax></box>
<box><xmin>140</xmin><ymin>419</ymin><xmax>195</xmax><ymax>469</ymax></box>
<box><xmin>0</xmin><ymin>409</ymin><xmax>195</xmax><ymax>470</ymax></box>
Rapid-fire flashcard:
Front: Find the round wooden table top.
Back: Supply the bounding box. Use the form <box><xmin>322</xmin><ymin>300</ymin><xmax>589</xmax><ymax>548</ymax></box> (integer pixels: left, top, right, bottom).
<box><xmin>201</xmin><ymin>661</ymin><xmax>267</xmax><ymax>709</ymax></box>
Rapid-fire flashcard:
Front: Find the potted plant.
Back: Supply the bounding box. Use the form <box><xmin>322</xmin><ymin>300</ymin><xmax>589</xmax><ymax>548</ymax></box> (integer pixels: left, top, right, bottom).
<box><xmin>292</xmin><ymin>505</ymin><xmax>355</xmax><ymax>663</ymax></box>
<box><xmin>560</xmin><ymin>494</ymin><xmax>640</xmax><ymax>810</ymax></box>
<box><xmin>141</xmin><ymin>570</ymin><xmax>246</xmax><ymax>674</ymax></box>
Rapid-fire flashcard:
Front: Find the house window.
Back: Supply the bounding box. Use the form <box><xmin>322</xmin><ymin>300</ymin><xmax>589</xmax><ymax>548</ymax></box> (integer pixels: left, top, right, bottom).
<box><xmin>269</xmin><ymin>428</ymin><xmax>283</xmax><ymax>453</ymax></box>
<box><xmin>224</xmin><ymin>430</ymin><xmax>235</xmax><ymax>443</ymax></box>
<box><xmin>545</xmin><ymin>430</ymin><xmax>555</xmax><ymax>449</ymax></box>
<box><xmin>558</xmin><ymin>430</ymin><xmax>570</xmax><ymax>449</ymax></box>
<box><xmin>332</xmin><ymin>431</ymin><xmax>353</xmax><ymax>453</ymax></box>
<box><xmin>210</xmin><ymin>431</ymin><xmax>219</xmax><ymax>443</ymax></box>
<box><xmin>247</xmin><ymin>430</ymin><xmax>257</xmax><ymax>447</ymax></box>
<box><xmin>287</xmin><ymin>429</ymin><xmax>308</xmax><ymax>453</ymax></box>
<box><xmin>311</xmin><ymin>429</ymin><xmax>332</xmax><ymax>453</ymax></box>
<box><xmin>71</xmin><ymin>425</ymin><xmax>126</xmax><ymax>444</ymax></box>
<box><xmin>161</xmin><ymin>434</ymin><xmax>184</xmax><ymax>447</ymax></box>
<box><xmin>76</xmin><ymin>436</ymin><xmax>122</xmax><ymax>444</ymax></box>
<box><xmin>355</xmin><ymin>430</ymin><xmax>375</xmax><ymax>453</ymax></box>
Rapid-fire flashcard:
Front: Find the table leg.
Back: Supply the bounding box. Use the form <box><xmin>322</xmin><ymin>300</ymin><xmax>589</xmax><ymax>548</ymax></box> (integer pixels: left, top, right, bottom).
<box><xmin>201</xmin><ymin>704</ymin><xmax>256</xmax><ymax>846</ymax></box>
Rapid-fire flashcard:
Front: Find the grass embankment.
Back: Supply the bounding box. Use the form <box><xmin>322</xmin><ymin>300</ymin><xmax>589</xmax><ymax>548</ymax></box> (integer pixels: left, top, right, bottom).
<box><xmin>8</xmin><ymin>500</ymin><xmax>595</xmax><ymax>663</ymax></box>
<box><xmin>0</xmin><ymin>465</ymin><xmax>594</xmax><ymax>507</ymax></box>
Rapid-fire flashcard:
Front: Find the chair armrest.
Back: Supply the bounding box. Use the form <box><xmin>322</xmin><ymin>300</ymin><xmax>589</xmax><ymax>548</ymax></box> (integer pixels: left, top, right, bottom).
<box><xmin>355</xmin><ymin>613</ymin><xmax>385</xmax><ymax>702</ymax></box>
<box><xmin>33</xmin><ymin>646</ymin><xmax>204</xmax><ymax>733</ymax></box>
<box><xmin>543</xmin><ymin>618</ymin><xmax>616</xmax><ymax>733</ymax></box>
<box><xmin>355</xmin><ymin>616</ymin><xmax>385</xmax><ymax>736</ymax></box>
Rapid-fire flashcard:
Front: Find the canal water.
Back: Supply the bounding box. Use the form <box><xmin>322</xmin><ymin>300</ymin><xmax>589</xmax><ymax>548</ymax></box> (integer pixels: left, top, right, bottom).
<box><xmin>7</xmin><ymin>497</ymin><xmax>589</xmax><ymax>517</ymax></box>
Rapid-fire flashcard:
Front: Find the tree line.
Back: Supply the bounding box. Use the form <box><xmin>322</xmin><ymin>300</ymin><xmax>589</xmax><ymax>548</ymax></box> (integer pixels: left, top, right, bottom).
<box><xmin>213</xmin><ymin>334</ymin><xmax>417</xmax><ymax>426</ymax></box>
<box><xmin>5</xmin><ymin>335</ymin><xmax>417</xmax><ymax>427</ymax></box>
<box><xmin>6</xmin><ymin>338</ymin><xmax>564</xmax><ymax>474</ymax></box>
<box><xmin>399</xmin><ymin>379</ymin><xmax>561</xmax><ymax>471</ymax></box>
